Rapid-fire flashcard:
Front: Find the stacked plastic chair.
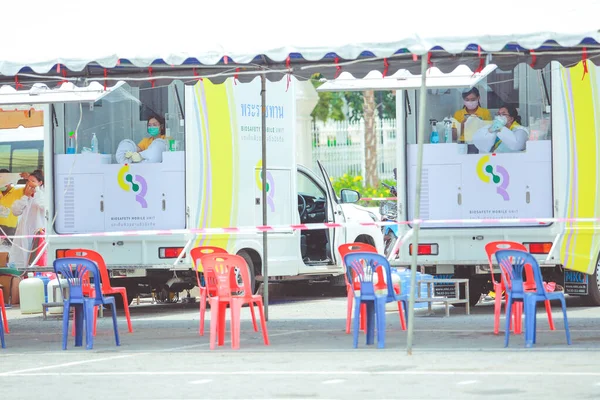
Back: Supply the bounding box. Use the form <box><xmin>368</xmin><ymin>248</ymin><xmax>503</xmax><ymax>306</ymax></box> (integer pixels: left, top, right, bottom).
<box><xmin>53</xmin><ymin>258</ymin><xmax>121</xmax><ymax>350</ymax></box>
<box><xmin>338</xmin><ymin>243</ymin><xmax>406</xmax><ymax>335</ymax></box>
<box><xmin>343</xmin><ymin>252</ymin><xmax>408</xmax><ymax>349</ymax></box>
<box><xmin>495</xmin><ymin>249</ymin><xmax>571</xmax><ymax>348</ymax></box>
<box><xmin>0</xmin><ymin>288</ymin><xmax>5</xmax><ymax>348</ymax></box>
<box><xmin>201</xmin><ymin>254</ymin><xmax>268</xmax><ymax>350</ymax></box>
<box><xmin>485</xmin><ymin>241</ymin><xmax>554</xmax><ymax>335</ymax></box>
<box><xmin>64</xmin><ymin>249</ymin><xmax>133</xmax><ymax>335</ymax></box>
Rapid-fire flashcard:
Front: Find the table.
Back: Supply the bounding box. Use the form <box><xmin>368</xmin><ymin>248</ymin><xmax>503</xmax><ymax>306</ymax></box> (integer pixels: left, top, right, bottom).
<box><xmin>416</xmin><ymin>278</ymin><xmax>470</xmax><ymax>317</ymax></box>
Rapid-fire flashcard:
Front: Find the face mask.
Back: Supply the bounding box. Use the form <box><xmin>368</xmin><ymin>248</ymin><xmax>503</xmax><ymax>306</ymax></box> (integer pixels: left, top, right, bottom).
<box><xmin>148</xmin><ymin>126</ymin><xmax>160</xmax><ymax>137</ymax></box>
<box><xmin>464</xmin><ymin>100</ymin><xmax>478</xmax><ymax>110</ymax></box>
<box><xmin>0</xmin><ymin>186</ymin><xmax>7</xmax><ymax>192</ymax></box>
<box><xmin>494</xmin><ymin>115</ymin><xmax>508</xmax><ymax>126</ymax></box>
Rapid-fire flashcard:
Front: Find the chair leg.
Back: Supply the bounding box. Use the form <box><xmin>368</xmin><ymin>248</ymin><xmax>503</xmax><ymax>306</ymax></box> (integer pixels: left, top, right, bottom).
<box><xmin>360</xmin><ymin>303</ymin><xmax>367</xmax><ymax>333</ymax></box>
<box><xmin>560</xmin><ymin>297</ymin><xmax>572</xmax><ymax>345</ymax></box>
<box><xmin>248</xmin><ymin>301</ymin><xmax>258</xmax><ymax>332</ymax></box>
<box><xmin>504</xmin><ymin>296</ymin><xmax>513</xmax><ymax>348</ymax></box>
<box><xmin>119</xmin><ymin>289</ymin><xmax>133</xmax><ymax>333</ymax></box>
<box><xmin>0</xmin><ymin>289</ymin><xmax>9</xmax><ymax>334</ymax></box>
<box><xmin>74</xmin><ymin>305</ymin><xmax>84</xmax><ymax>348</ymax></box>
<box><xmin>230</xmin><ymin>300</ymin><xmax>241</xmax><ymax>350</ymax></box>
<box><xmin>376</xmin><ymin>299</ymin><xmax>387</xmax><ymax>349</ymax></box>
<box><xmin>209</xmin><ymin>298</ymin><xmax>219</xmax><ymax>350</ymax></box>
<box><xmin>524</xmin><ymin>299</ymin><xmax>536</xmax><ymax>348</ymax></box>
<box><xmin>85</xmin><ymin>302</ymin><xmax>95</xmax><ymax>350</ymax></box>
<box><xmin>0</xmin><ymin>316</ymin><xmax>4</xmax><ymax>348</ymax></box>
<box><xmin>346</xmin><ymin>289</ymin><xmax>353</xmax><ymax>334</ymax></box>
<box><xmin>493</xmin><ymin>284</ymin><xmax>502</xmax><ymax>335</ymax></box>
<box><xmin>544</xmin><ymin>300</ymin><xmax>555</xmax><ymax>330</ymax></box>
<box><xmin>352</xmin><ymin>299</ymin><xmax>361</xmax><ymax>348</ymax></box>
<box><xmin>109</xmin><ymin>301</ymin><xmax>121</xmax><ymax>347</ymax></box>
<box><xmin>199</xmin><ymin>292</ymin><xmax>207</xmax><ymax>336</ymax></box>
<box><xmin>92</xmin><ymin>306</ymin><xmax>98</xmax><ymax>337</ymax></box>
<box><xmin>397</xmin><ymin>300</ymin><xmax>406</xmax><ymax>331</ymax></box>
<box><xmin>218</xmin><ymin>302</ymin><xmax>227</xmax><ymax>347</ymax></box>
<box><xmin>62</xmin><ymin>302</ymin><xmax>70</xmax><ymax>350</ymax></box>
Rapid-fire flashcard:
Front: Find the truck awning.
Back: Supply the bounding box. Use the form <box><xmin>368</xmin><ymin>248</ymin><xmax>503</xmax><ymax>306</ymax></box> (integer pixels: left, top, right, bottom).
<box><xmin>0</xmin><ymin>81</ymin><xmax>138</xmax><ymax>106</ymax></box>
<box><xmin>316</xmin><ymin>64</ymin><xmax>497</xmax><ymax>92</ymax></box>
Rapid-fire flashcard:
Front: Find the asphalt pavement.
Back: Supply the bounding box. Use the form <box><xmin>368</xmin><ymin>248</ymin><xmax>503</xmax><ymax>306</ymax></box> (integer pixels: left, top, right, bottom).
<box><xmin>1</xmin><ymin>283</ymin><xmax>599</xmax><ymax>400</ymax></box>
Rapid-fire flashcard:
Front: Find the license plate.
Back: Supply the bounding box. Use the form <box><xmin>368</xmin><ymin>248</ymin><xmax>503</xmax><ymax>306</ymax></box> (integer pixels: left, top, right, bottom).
<box><xmin>564</xmin><ymin>270</ymin><xmax>588</xmax><ymax>295</ymax></box>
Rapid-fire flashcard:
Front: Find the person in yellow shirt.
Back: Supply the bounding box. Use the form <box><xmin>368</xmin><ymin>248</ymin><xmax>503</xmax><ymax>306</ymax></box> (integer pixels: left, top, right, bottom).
<box><xmin>0</xmin><ymin>170</ymin><xmax>25</xmax><ymax>243</ymax></box>
<box><xmin>124</xmin><ymin>115</ymin><xmax>168</xmax><ymax>163</ymax></box>
<box><xmin>453</xmin><ymin>87</ymin><xmax>492</xmax><ymax>123</ymax></box>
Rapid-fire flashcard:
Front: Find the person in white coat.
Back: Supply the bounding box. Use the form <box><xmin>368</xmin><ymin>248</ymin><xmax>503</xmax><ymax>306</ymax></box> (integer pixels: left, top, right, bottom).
<box><xmin>8</xmin><ymin>170</ymin><xmax>45</xmax><ymax>268</ymax></box>
<box><xmin>472</xmin><ymin>105</ymin><xmax>529</xmax><ymax>153</ymax></box>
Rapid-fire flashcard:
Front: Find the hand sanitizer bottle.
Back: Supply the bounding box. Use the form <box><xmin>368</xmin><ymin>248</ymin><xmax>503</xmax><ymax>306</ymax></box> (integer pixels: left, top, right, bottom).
<box><xmin>67</xmin><ymin>131</ymin><xmax>76</xmax><ymax>154</ymax></box>
<box><xmin>444</xmin><ymin>118</ymin><xmax>452</xmax><ymax>143</ymax></box>
<box><xmin>91</xmin><ymin>133</ymin><xmax>98</xmax><ymax>153</ymax></box>
<box><xmin>430</xmin><ymin>121</ymin><xmax>439</xmax><ymax>144</ymax></box>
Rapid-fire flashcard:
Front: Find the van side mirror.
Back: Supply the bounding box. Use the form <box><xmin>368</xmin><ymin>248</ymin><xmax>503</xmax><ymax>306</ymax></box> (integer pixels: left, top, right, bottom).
<box><xmin>340</xmin><ymin>189</ymin><xmax>360</xmax><ymax>204</ymax></box>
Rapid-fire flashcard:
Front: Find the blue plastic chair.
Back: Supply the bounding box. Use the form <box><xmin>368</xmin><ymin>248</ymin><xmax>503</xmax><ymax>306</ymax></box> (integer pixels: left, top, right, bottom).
<box><xmin>53</xmin><ymin>258</ymin><xmax>120</xmax><ymax>350</ymax></box>
<box><xmin>495</xmin><ymin>249</ymin><xmax>571</xmax><ymax>348</ymax></box>
<box><xmin>344</xmin><ymin>252</ymin><xmax>408</xmax><ymax>349</ymax></box>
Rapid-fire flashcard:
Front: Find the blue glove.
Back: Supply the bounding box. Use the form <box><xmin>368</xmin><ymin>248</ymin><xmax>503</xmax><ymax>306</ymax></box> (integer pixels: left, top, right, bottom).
<box><xmin>490</xmin><ymin>118</ymin><xmax>504</xmax><ymax>132</ymax></box>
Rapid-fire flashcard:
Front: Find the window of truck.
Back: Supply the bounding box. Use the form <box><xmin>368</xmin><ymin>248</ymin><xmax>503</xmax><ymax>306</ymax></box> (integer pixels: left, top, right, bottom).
<box><xmin>405</xmin><ymin>64</ymin><xmax>552</xmax><ymax>228</ymax></box>
<box><xmin>52</xmin><ymin>81</ymin><xmax>186</xmax><ymax>234</ymax></box>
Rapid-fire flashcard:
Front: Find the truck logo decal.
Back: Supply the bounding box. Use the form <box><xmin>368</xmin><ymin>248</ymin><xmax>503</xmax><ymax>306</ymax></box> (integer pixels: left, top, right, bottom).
<box><xmin>477</xmin><ymin>155</ymin><xmax>510</xmax><ymax>201</ymax></box>
<box><xmin>118</xmin><ymin>164</ymin><xmax>148</xmax><ymax>208</ymax></box>
<box><xmin>255</xmin><ymin>160</ymin><xmax>275</xmax><ymax>212</ymax></box>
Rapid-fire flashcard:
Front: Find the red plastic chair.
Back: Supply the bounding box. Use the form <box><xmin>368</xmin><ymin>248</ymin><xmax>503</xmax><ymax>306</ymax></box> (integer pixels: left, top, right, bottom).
<box><xmin>338</xmin><ymin>243</ymin><xmax>406</xmax><ymax>334</ymax></box>
<box><xmin>485</xmin><ymin>241</ymin><xmax>554</xmax><ymax>335</ymax></box>
<box><xmin>64</xmin><ymin>249</ymin><xmax>134</xmax><ymax>335</ymax></box>
<box><xmin>190</xmin><ymin>246</ymin><xmax>228</xmax><ymax>336</ymax></box>
<box><xmin>0</xmin><ymin>288</ymin><xmax>8</xmax><ymax>334</ymax></box>
<box><xmin>202</xmin><ymin>254</ymin><xmax>268</xmax><ymax>350</ymax></box>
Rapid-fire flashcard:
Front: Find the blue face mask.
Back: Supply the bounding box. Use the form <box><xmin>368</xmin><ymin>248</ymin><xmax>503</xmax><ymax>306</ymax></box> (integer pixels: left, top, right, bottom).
<box><xmin>148</xmin><ymin>126</ymin><xmax>160</xmax><ymax>137</ymax></box>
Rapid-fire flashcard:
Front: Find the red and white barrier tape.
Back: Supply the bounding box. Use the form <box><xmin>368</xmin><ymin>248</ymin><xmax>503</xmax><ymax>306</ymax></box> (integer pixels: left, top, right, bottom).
<box><xmin>1</xmin><ymin>217</ymin><xmax>599</xmax><ymax>240</ymax></box>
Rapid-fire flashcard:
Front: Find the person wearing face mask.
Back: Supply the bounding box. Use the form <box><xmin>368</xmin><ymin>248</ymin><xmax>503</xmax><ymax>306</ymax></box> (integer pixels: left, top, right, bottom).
<box><xmin>8</xmin><ymin>170</ymin><xmax>46</xmax><ymax>268</ymax></box>
<box><xmin>115</xmin><ymin>115</ymin><xmax>168</xmax><ymax>164</ymax></box>
<box><xmin>0</xmin><ymin>170</ymin><xmax>25</xmax><ymax>244</ymax></box>
<box><xmin>453</xmin><ymin>87</ymin><xmax>492</xmax><ymax>123</ymax></box>
<box><xmin>472</xmin><ymin>104</ymin><xmax>529</xmax><ymax>153</ymax></box>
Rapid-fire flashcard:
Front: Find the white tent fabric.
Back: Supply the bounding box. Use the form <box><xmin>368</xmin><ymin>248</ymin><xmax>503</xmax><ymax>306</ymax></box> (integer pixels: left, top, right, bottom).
<box><xmin>0</xmin><ymin>0</ymin><xmax>599</xmax><ymax>77</ymax></box>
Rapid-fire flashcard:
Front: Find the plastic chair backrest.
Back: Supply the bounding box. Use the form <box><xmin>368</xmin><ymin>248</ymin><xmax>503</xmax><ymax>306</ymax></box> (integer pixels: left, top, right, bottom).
<box><xmin>484</xmin><ymin>241</ymin><xmax>527</xmax><ymax>286</ymax></box>
<box><xmin>338</xmin><ymin>243</ymin><xmax>378</xmax><ymax>288</ymax></box>
<box><xmin>201</xmin><ymin>255</ymin><xmax>237</xmax><ymax>299</ymax></box>
<box><xmin>343</xmin><ymin>252</ymin><xmax>392</xmax><ymax>298</ymax></box>
<box><xmin>495</xmin><ymin>249</ymin><xmax>546</xmax><ymax>297</ymax></box>
<box><xmin>64</xmin><ymin>249</ymin><xmax>111</xmax><ymax>292</ymax></box>
<box><xmin>190</xmin><ymin>246</ymin><xmax>228</xmax><ymax>273</ymax></box>
<box><xmin>53</xmin><ymin>257</ymin><xmax>102</xmax><ymax>302</ymax></box>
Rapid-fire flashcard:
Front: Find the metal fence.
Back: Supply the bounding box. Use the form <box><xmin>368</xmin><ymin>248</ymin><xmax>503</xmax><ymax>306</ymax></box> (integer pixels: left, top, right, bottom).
<box><xmin>311</xmin><ymin>118</ymin><xmax>397</xmax><ymax>180</ymax></box>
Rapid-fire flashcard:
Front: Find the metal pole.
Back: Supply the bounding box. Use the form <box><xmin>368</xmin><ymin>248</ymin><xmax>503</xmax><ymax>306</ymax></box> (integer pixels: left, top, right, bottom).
<box><xmin>406</xmin><ymin>55</ymin><xmax>428</xmax><ymax>355</ymax></box>
<box><xmin>261</xmin><ymin>72</ymin><xmax>269</xmax><ymax>321</ymax></box>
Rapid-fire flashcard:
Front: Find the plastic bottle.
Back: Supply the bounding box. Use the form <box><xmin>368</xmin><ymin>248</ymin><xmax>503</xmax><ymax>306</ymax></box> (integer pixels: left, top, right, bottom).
<box><xmin>91</xmin><ymin>132</ymin><xmax>98</xmax><ymax>153</ymax></box>
<box><xmin>67</xmin><ymin>131</ymin><xmax>76</xmax><ymax>154</ymax></box>
<box><xmin>430</xmin><ymin>121</ymin><xmax>439</xmax><ymax>144</ymax></box>
<box><xmin>444</xmin><ymin>118</ymin><xmax>452</xmax><ymax>143</ymax></box>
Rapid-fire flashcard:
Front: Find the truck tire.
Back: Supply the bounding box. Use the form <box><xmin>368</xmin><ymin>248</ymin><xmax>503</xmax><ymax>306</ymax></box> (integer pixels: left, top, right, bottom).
<box><xmin>237</xmin><ymin>251</ymin><xmax>258</xmax><ymax>295</ymax></box>
<box><xmin>583</xmin><ymin>259</ymin><xmax>600</xmax><ymax>306</ymax></box>
<box><xmin>112</xmin><ymin>290</ymin><xmax>137</xmax><ymax>310</ymax></box>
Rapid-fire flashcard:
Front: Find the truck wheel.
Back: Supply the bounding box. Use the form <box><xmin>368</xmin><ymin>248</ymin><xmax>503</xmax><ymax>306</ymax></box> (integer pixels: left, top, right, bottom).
<box><xmin>237</xmin><ymin>251</ymin><xmax>258</xmax><ymax>294</ymax></box>
<box><xmin>583</xmin><ymin>259</ymin><xmax>600</xmax><ymax>306</ymax></box>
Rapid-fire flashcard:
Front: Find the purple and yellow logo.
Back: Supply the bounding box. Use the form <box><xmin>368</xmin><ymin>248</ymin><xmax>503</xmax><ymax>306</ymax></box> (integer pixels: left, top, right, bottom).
<box><xmin>255</xmin><ymin>160</ymin><xmax>275</xmax><ymax>212</ymax></box>
<box><xmin>118</xmin><ymin>164</ymin><xmax>148</xmax><ymax>208</ymax></box>
<box><xmin>477</xmin><ymin>155</ymin><xmax>510</xmax><ymax>201</ymax></box>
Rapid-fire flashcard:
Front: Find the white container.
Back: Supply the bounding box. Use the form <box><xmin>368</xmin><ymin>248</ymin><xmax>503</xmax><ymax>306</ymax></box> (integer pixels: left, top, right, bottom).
<box><xmin>19</xmin><ymin>278</ymin><xmax>45</xmax><ymax>314</ymax></box>
<box><xmin>47</xmin><ymin>278</ymin><xmax>69</xmax><ymax>314</ymax></box>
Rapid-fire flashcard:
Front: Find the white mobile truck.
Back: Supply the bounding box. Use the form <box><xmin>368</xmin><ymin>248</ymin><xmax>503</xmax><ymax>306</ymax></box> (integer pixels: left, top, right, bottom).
<box><xmin>321</xmin><ymin>60</ymin><xmax>600</xmax><ymax>306</ymax></box>
<box><xmin>39</xmin><ymin>77</ymin><xmax>382</xmax><ymax>304</ymax></box>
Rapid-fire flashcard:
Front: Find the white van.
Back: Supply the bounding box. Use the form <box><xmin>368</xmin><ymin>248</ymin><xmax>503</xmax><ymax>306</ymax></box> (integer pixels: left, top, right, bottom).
<box><xmin>42</xmin><ymin>77</ymin><xmax>383</xmax><ymax>304</ymax></box>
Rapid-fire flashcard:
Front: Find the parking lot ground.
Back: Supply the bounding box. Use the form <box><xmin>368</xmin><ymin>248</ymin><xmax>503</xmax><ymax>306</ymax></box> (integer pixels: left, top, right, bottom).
<box><xmin>1</xmin><ymin>285</ymin><xmax>600</xmax><ymax>399</ymax></box>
